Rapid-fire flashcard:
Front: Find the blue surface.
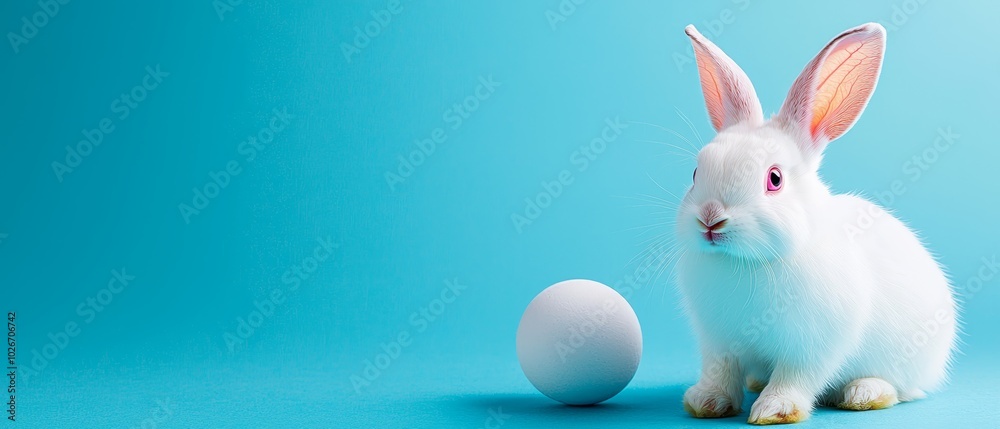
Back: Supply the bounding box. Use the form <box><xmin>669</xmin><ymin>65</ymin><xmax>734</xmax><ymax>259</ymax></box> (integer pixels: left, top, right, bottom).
<box><xmin>2</xmin><ymin>0</ymin><xmax>999</xmax><ymax>427</ymax></box>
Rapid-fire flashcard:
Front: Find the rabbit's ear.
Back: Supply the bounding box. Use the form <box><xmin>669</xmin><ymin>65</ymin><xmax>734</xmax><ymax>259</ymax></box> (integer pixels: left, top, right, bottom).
<box><xmin>777</xmin><ymin>23</ymin><xmax>886</xmax><ymax>153</ymax></box>
<box><xmin>685</xmin><ymin>25</ymin><xmax>763</xmax><ymax>132</ymax></box>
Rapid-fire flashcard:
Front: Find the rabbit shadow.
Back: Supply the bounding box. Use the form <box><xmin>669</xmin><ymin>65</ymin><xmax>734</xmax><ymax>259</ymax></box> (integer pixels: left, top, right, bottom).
<box><xmin>438</xmin><ymin>385</ymin><xmax>920</xmax><ymax>427</ymax></box>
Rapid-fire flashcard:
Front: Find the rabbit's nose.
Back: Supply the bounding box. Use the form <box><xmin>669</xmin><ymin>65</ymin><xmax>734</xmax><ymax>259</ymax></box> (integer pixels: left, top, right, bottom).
<box><xmin>697</xmin><ymin>217</ymin><xmax>729</xmax><ymax>232</ymax></box>
<box><xmin>699</xmin><ymin>201</ymin><xmax>726</xmax><ymax>226</ymax></box>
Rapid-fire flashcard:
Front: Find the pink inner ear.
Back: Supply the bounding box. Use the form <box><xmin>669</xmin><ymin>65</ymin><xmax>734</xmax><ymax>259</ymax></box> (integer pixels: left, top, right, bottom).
<box><xmin>809</xmin><ymin>29</ymin><xmax>884</xmax><ymax>142</ymax></box>
<box><xmin>691</xmin><ymin>42</ymin><xmax>726</xmax><ymax>131</ymax></box>
<box><xmin>685</xmin><ymin>25</ymin><xmax>762</xmax><ymax>132</ymax></box>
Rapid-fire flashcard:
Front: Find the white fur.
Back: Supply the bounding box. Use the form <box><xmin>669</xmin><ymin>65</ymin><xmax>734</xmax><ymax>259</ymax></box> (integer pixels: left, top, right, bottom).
<box><xmin>676</xmin><ymin>23</ymin><xmax>957</xmax><ymax>424</ymax></box>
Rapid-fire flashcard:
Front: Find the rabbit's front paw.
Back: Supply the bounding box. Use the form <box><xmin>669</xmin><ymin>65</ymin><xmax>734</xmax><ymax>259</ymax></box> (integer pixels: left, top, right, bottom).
<box><xmin>748</xmin><ymin>393</ymin><xmax>808</xmax><ymax>425</ymax></box>
<box><xmin>683</xmin><ymin>384</ymin><xmax>740</xmax><ymax>418</ymax></box>
<box><xmin>837</xmin><ymin>378</ymin><xmax>899</xmax><ymax>411</ymax></box>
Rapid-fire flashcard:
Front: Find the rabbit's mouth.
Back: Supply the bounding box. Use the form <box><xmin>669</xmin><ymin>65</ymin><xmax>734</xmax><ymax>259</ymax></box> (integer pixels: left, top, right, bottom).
<box><xmin>703</xmin><ymin>231</ymin><xmax>726</xmax><ymax>245</ymax></box>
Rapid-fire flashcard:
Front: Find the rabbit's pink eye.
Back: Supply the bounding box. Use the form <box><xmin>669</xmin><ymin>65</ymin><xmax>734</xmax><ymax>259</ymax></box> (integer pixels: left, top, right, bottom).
<box><xmin>767</xmin><ymin>166</ymin><xmax>782</xmax><ymax>192</ymax></box>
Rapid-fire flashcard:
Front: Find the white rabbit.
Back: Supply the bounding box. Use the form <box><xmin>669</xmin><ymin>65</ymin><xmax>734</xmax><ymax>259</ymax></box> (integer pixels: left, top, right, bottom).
<box><xmin>674</xmin><ymin>23</ymin><xmax>957</xmax><ymax>425</ymax></box>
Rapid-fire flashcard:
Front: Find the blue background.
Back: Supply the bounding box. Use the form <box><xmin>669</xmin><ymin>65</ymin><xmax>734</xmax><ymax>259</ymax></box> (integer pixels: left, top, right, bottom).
<box><xmin>2</xmin><ymin>0</ymin><xmax>998</xmax><ymax>427</ymax></box>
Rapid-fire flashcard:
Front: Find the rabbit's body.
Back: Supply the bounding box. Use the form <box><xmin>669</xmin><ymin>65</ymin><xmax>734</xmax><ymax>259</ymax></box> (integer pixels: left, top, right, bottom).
<box><xmin>678</xmin><ymin>191</ymin><xmax>956</xmax><ymax>402</ymax></box>
<box><xmin>675</xmin><ymin>24</ymin><xmax>957</xmax><ymax>424</ymax></box>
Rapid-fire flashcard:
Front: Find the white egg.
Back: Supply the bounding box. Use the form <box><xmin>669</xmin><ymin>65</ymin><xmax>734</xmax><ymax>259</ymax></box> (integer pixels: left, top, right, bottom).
<box><xmin>516</xmin><ymin>279</ymin><xmax>642</xmax><ymax>405</ymax></box>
